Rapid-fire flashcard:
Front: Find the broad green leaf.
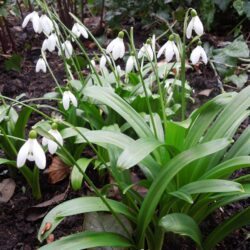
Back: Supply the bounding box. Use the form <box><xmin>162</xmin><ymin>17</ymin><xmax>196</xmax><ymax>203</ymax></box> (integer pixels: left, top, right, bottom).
<box><xmin>170</xmin><ymin>179</ymin><xmax>244</xmax><ymax>203</ymax></box>
<box><xmin>38</xmin><ymin>197</ymin><xmax>136</xmax><ymax>242</ymax></box>
<box><xmin>136</xmin><ymin>138</ymin><xmax>231</xmax><ymax>247</ymax></box>
<box><xmin>224</xmin><ymin>73</ymin><xmax>248</xmax><ymax>89</ymax></box>
<box><xmin>224</xmin><ymin>36</ymin><xmax>250</xmax><ymax>58</ymax></box>
<box><xmin>71</xmin><ymin>158</ymin><xmax>92</xmax><ymax>191</ymax></box>
<box><xmin>203</xmin><ymin>207</ymin><xmax>250</xmax><ymax>250</ymax></box>
<box><xmin>4</xmin><ymin>54</ymin><xmax>23</xmax><ymax>72</ymax></box>
<box><xmin>159</xmin><ymin>213</ymin><xmax>202</xmax><ymax>246</ymax></box>
<box><xmin>117</xmin><ymin>138</ymin><xmax>162</xmax><ymax>169</ymax></box>
<box><xmin>84</xmin><ymin>86</ymin><xmax>153</xmax><ymax>138</ymax></box>
<box><xmin>0</xmin><ymin>158</ymin><xmax>16</xmax><ymax>166</ymax></box>
<box><xmin>38</xmin><ymin>231</ymin><xmax>133</xmax><ymax>250</ymax></box>
<box><xmin>201</xmin><ymin>156</ymin><xmax>250</xmax><ymax>179</ymax></box>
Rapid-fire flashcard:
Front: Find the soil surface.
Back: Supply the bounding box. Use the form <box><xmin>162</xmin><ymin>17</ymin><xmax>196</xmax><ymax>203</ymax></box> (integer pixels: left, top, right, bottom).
<box><xmin>0</xmin><ymin>11</ymin><xmax>250</xmax><ymax>250</ymax></box>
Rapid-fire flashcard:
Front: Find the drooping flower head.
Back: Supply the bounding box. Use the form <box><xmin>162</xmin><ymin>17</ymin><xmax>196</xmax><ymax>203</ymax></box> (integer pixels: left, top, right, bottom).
<box><xmin>186</xmin><ymin>9</ymin><xmax>204</xmax><ymax>39</ymax></box>
<box><xmin>17</xmin><ymin>130</ymin><xmax>46</xmax><ymax>169</ymax></box>
<box><xmin>22</xmin><ymin>11</ymin><xmax>42</xmax><ymax>33</ymax></box>
<box><xmin>58</xmin><ymin>40</ymin><xmax>73</xmax><ymax>59</ymax></box>
<box><xmin>157</xmin><ymin>34</ymin><xmax>180</xmax><ymax>62</ymax></box>
<box><xmin>138</xmin><ymin>39</ymin><xmax>154</xmax><ymax>61</ymax></box>
<box><xmin>35</xmin><ymin>58</ymin><xmax>46</xmax><ymax>73</ymax></box>
<box><xmin>190</xmin><ymin>41</ymin><xmax>208</xmax><ymax>65</ymax></box>
<box><xmin>42</xmin><ymin>33</ymin><xmax>59</xmax><ymax>52</ymax></box>
<box><xmin>106</xmin><ymin>31</ymin><xmax>125</xmax><ymax>60</ymax></box>
<box><xmin>62</xmin><ymin>90</ymin><xmax>78</xmax><ymax>110</ymax></box>
<box><xmin>125</xmin><ymin>53</ymin><xmax>138</xmax><ymax>73</ymax></box>
<box><xmin>40</xmin><ymin>14</ymin><xmax>54</xmax><ymax>35</ymax></box>
<box><xmin>42</xmin><ymin>123</ymin><xmax>63</xmax><ymax>154</ymax></box>
<box><xmin>72</xmin><ymin>23</ymin><xmax>88</xmax><ymax>39</ymax></box>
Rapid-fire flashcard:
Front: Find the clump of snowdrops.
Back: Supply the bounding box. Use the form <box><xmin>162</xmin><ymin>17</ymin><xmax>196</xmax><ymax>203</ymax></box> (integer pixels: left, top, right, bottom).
<box><xmin>1</xmin><ymin>1</ymin><xmax>250</xmax><ymax>250</ymax></box>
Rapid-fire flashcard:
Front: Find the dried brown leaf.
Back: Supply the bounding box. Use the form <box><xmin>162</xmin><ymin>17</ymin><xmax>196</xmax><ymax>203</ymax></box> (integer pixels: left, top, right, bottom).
<box><xmin>0</xmin><ymin>178</ymin><xmax>16</xmax><ymax>203</ymax></box>
<box><xmin>198</xmin><ymin>88</ymin><xmax>214</xmax><ymax>97</ymax></box>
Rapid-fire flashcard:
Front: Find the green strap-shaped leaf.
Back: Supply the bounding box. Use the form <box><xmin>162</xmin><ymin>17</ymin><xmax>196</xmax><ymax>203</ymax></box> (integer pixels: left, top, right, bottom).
<box><xmin>84</xmin><ymin>86</ymin><xmax>153</xmax><ymax>138</ymax></box>
<box><xmin>38</xmin><ymin>231</ymin><xmax>133</xmax><ymax>250</ymax></box>
<box><xmin>201</xmin><ymin>156</ymin><xmax>250</xmax><ymax>179</ymax></box>
<box><xmin>170</xmin><ymin>179</ymin><xmax>244</xmax><ymax>203</ymax></box>
<box><xmin>38</xmin><ymin>197</ymin><xmax>136</xmax><ymax>242</ymax></box>
<box><xmin>203</xmin><ymin>207</ymin><xmax>250</xmax><ymax>250</ymax></box>
<box><xmin>136</xmin><ymin>138</ymin><xmax>231</xmax><ymax>248</ymax></box>
<box><xmin>159</xmin><ymin>213</ymin><xmax>202</xmax><ymax>246</ymax></box>
<box><xmin>117</xmin><ymin>137</ymin><xmax>163</xmax><ymax>169</ymax></box>
<box><xmin>71</xmin><ymin>158</ymin><xmax>92</xmax><ymax>191</ymax></box>
<box><xmin>0</xmin><ymin>158</ymin><xmax>16</xmax><ymax>166</ymax></box>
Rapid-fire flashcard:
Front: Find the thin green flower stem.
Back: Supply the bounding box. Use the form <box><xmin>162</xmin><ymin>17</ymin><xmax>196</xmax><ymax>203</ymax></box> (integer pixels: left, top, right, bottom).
<box><xmin>69</xmin><ymin>13</ymin><xmax>119</xmax><ymax>77</ymax></box>
<box><xmin>42</xmin><ymin>51</ymin><xmax>63</xmax><ymax>95</ymax></box>
<box><xmin>127</xmin><ymin>28</ymin><xmax>158</xmax><ymax>138</ymax></box>
<box><xmin>156</xmin><ymin>20</ymin><xmax>177</xmax><ymax>41</ymax></box>
<box><xmin>149</xmin><ymin>51</ymin><xmax>168</xmax><ymax>141</ymax></box>
<box><xmin>46</xmin><ymin>9</ymin><xmax>103</xmax><ymax>87</ymax></box>
<box><xmin>44</xmin><ymin>130</ymin><xmax>133</xmax><ymax>239</ymax></box>
<box><xmin>32</xmin><ymin>166</ymin><xmax>42</xmax><ymax>199</ymax></box>
<box><xmin>1</xmin><ymin>94</ymin><xmax>135</xmax><ymax>238</ymax></box>
<box><xmin>180</xmin><ymin>9</ymin><xmax>191</xmax><ymax>121</ymax></box>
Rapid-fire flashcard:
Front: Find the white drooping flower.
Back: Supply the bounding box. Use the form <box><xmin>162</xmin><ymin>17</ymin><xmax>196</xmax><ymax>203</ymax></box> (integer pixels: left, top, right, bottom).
<box><xmin>106</xmin><ymin>31</ymin><xmax>125</xmax><ymax>60</ymax></box>
<box><xmin>62</xmin><ymin>90</ymin><xmax>77</xmax><ymax>110</ymax></box>
<box><xmin>99</xmin><ymin>55</ymin><xmax>111</xmax><ymax>69</ymax></box>
<box><xmin>90</xmin><ymin>59</ymin><xmax>96</xmax><ymax>69</ymax></box>
<box><xmin>190</xmin><ymin>44</ymin><xmax>208</xmax><ymax>65</ymax></box>
<box><xmin>116</xmin><ymin>65</ymin><xmax>122</xmax><ymax>77</ymax></box>
<box><xmin>72</xmin><ymin>23</ymin><xmax>88</xmax><ymax>39</ymax></box>
<box><xmin>35</xmin><ymin>58</ymin><xmax>46</xmax><ymax>73</ymax></box>
<box><xmin>138</xmin><ymin>41</ymin><xmax>154</xmax><ymax>61</ymax></box>
<box><xmin>42</xmin><ymin>123</ymin><xmax>63</xmax><ymax>154</ymax></box>
<box><xmin>40</xmin><ymin>14</ymin><xmax>54</xmax><ymax>35</ymax></box>
<box><xmin>157</xmin><ymin>35</ymin><xmax>180</xmax><ymax>62</ymax></box>
<box><xmin>17</xmin><ymin>130</ymin><xmax>46</xmax><ymax>169</ymax></box>
<box><xmin>125</xmin><ymin>55</ymin><xmax>137</xmax><ymax>73</ymax></box>
<box><xmin>42</xmin><ymin>33</ymin><xmax>58</xmax><ymax>52</ymax></box>
<box><xmin>186</xmin><ymin>9</ymin><xmax>204</xmax><ymax>39</ymax></box>
<box><xmin>59</xmin><ymin>40</ymin><xmax>73</xmax><ymax>59</ymax></box>
<box><xmin>22</xmin><ymin>11</ymin><xmax>42</xmax><ymax>33</ymax></box>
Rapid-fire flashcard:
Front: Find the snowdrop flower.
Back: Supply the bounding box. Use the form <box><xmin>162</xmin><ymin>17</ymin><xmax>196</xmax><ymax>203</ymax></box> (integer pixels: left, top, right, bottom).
<box><xmin>186</xmin><ymin>9</ymin><xmax>204</xmax><ymax>39</ymax></box>
<box><xmin>42</xmin><ymin>33</ymin><xmax>58</xmax><ymax>52</ymax></box>
<box><xmin>17</xmin><ymin>130</ymin><xmax>46</xmax><ymax>169</ymax></box>
<box><xmin>72</xmin><ymin>23</ymin><xmax>88</xmax><ymax>39</ymax></box>
<box><xmin>35</xmin><ymin>58</ymin><xmax>46</xmax><ymax>73</ymax></box>
<box><xmin>22</xmin><ymin>11</ymin><xmax>42</xmax><ymax>33</ymax></box>
<box><xmin>42</xmin><ymin>123</ymin><xmax>63</xmax><ymax>154</ymax></box>
<box><xmin>138</xmin><ymin>39</ymin><xmax>154</xmax><ymax>61</ymax></box>
<box><xmin>116</xmin><ymin>65</ymin><xmax>122</xmax><ymax>77</ymax></box>
<box><xmin>106</xmin><ymin>31</ymin><xmax>125</xmax><ymax>60</ymax></box>
<box><xmin>151</xmin><ymin>34</ymin><xmax>156</xmax><ymax>54</ymax></box>
<box><xmin>59</xmin><ymin>40</ymin><xmax>73</xmax><ymax>59</ymax></box>
<box><xmin>157</xmin><ymin>34</ymin><xmax>180</xmax><ymax>62</ymax></box>
<box><xmin>190</xmin><ymin>42</ymin><xmax>208</xmax><ymax>65</ymax></box>
<box><xmin>125</xmin><ymin>54</ymin><xmax>138</xmax><ymax>73</ymax></box>
<box><xmin>40</xmin><ymin>14</ymin><xmax>54</xmax><ymax>35</ymax></box>
<box><xmin>99</xmin><ymin>55</ymin><xmax>111</xmax><ymax>69</ymax></box>
<box><xmin>62</xmin><ymin>90</ymin><xmax>77</xmax><ymax>110</ymax></box>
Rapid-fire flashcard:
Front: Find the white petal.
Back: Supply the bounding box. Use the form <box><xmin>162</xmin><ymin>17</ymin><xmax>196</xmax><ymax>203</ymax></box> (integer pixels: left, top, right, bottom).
<box><xmin>40</xmin><ymin>15</ymin><xmax>53</xmax><ymax>35</ymax></box>
<box><xmin>100</xmin><ymin>55</ymin><xmax>107</xmax><ymax>69</ymax></box>
<box><xmin>186</xmin><ymin>18</ymin><xmax>194</xmax><ymax>39</ymax></box>
<box><xmin>16</xmin><ymin>140</ymin><xmax>30</xmax><ymax>167</ymax></box>
<box><xmin>31</xmin><ymin>12</ymin><xmax>41</xmax><ymax>33</ymax></box>
<box><xmin>77</xmin><ymin>23</ymin><xmax>88</xmax><ymax>39</ymax></box>
<box><xmin>138</xmin><ymin>46</ymin><xmax>145</xmax><ymax>59</ymax></box>
<box><xmin>62</xmin><ymin>91</ymin><xmax>70</xmax><ymax>110</ymax></box>
<box><xmin>48</xmin><ymin>140</ymin><xmax>58</xmax><ymax>154</ymax></box>
<box><xmin>145</xmin><ymin>45</ymin><xmax>153</xmax><ymax>61</ymax></box>
<box><xmin>106</xmin><ymin>38</ymin><xmax>116</xmax><ymax>53</ymax></box>
<box><xmin>125</xmin><ymin>56</ymin><xmax>134</xmax><ymax>73</ymax></box>
<box><xmin>47</xmin><ymin>34</ymin><xmax>58</xmax><ymax>52</ymax></box>
<box><xmin>199</xmin><ymin>46</ymin><xmax>208</xmax><ymax>64</ymax></box>
<box><xmin>42</xmin><ymin>137</ymin><xmax>48</xmax><ymax>146</ymax></box>
<box><xmin>157</xmin><ymin>42</ymin><xmax>168</xmax><ymax>58</ymax></box>
<box><xmin>152</xmin><ymin>34</ymin><xmax>156</xmax><ymax>53</ymax></box>
<box><xmin>190</xmin><ymin>46</ymin><xmax>201</xmax><ymax>64</ymax></box>
<box><xmin>35</xmin><ymin>58</ymin><xmax>46</xmax><ymax>73</ymax></box>
<box><xmin>172</xmin><ymin>42</ymin><xmax>180</xmax><ymax>61</ymax></box>
<box><xmin>164</xmin><ymin>43</ymin><xmax>175</xmax><ymax>62</ymax></box>
<box><xmin>51</xmin><ymin>130</ymin><xmax>63</xmax><ymax>146</ymax></box>
<box><xmin>193</xmin><ymin>16</ymin><xmax>204</xmax><ymax>36</ymax></box>
<box><xmin>118</xmin><ymin>38</ymin><xmax>125</xmax><ymax>59</ymax></box>
<box><xmin>22</xmin><ymin>12</ymin><xmax>34</xmax><ymax>28</ymax></box>
<box><xmin>72</xmin><ymin>24</ymin><xmax>80</xmax><ymax>37</ymax></box>
<box><xmin>64</xmin><ymin>41</ymin><xmax>73</xmax><ymax>59</ymax></box>
<box><xmin>68</xmin><ymin>91</ymin><xmax>78</xmax><ymax>107</ymax></box>
<box><xmin>42</xmin><ymin>39</ymin><xmax>49</xmax><ymax>51</ymax></box>
<box><xmin>32</xmin><ymin>139</ymin><xmax>46</xmax><ymax>169</ymax></box>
